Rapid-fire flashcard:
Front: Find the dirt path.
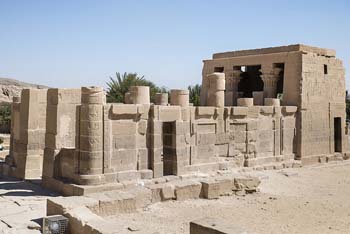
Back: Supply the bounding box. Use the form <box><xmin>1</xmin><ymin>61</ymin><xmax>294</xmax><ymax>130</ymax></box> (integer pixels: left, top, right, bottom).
<box><xmin>108</xmin><ymin>162</ymin><xmax>350</xmax><ymax>234</ymax></box>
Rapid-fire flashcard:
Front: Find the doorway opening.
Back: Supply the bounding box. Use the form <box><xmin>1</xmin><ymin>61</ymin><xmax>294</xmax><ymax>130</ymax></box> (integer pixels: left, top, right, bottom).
<box><xmin>334</xmin><ymin>117</ymin><xmax>342</xmax><ymax>153</ymax></box>
<box><xmin>162</xmin><ymin>122</ymin><xmax>176</xmax><ymax>175</ymax></box>
<box><xmin>237</xmin><ymin>65</ymin><xmax>263</xmax><ymax>97</ymax></box>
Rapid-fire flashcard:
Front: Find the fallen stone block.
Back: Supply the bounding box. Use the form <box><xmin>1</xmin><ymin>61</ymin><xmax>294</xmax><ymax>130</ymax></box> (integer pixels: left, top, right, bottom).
<box><xmin>47</xmin><ymin>196</ymin><xmax>99</xmax><ymax>216</ymax></box>
<box><xmin>88</xmin><ymin>191</ymin><xmax>136</xmax><ymax>216</ymax></box>
<box><xmin>65</xmin><ymin>206</ymin><xmax>104</xmax><ymax>234</ymax></box>
<box><xmin>128</xmin><ymin>186</ymin><xmax>152</xmax><ymax>209</ymax></box>
<box><xmin>190</xmin><ymin>217</ymin><xmax>249</xmax><ymax>234</ymax></box>
<box><xmin>233</xmin><ymin>176</ymin><xmax>261</xmax><ymax>192</ymax></box>
<box><xmin>200</xmin><ymin>179</ymin><xmax>220</xmax><ymax>199</ymax></box>
<box><xmin>145</xmin><ymin>183</ymin><xmax>163</xmax><ymax>203</ymax></box>
<box><xmin>173</xmin><ymin>180</ymin><xmax>202</xmax><ymax>201</ymax></box>
<box><xmin>215</xmin><ymin>176</ymin><xmax>235</xmax><ymax>196</ymax></box>
<box><xmin>161</xmin><ymin>184</ymin><xmax>175</xmax><ymax>201</ymax></box>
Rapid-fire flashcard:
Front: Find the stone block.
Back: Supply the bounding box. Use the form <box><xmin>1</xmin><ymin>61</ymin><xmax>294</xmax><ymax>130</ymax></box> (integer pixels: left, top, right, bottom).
<box><xmin>112</xmin><ymin>121</ymin><xmax>137</xmax><ymax>135</ymax></box>
<box><xmin>111</xmin><ymin>149</ymin><xmax>137</xmax><ymax>171</ymax></box>
<box><xmin>196</xmin><ymin>133</ymin><xmax>216</xmax><ymax>145</ymax></box>
<box><xmin>260</xmin><ymin>106</ymin><xmax>274</xmax><ymax>114</ymax></box>
<box><xmin>173</xmin><ymin>180</ymin><xmax>202</xmax><ymax>201</ymax></box>
<box><xmin>111</xmin><ymin>104</ymin><xmax>137</xmax><ymax>116</ymax></box>
<box><xmin>233</xmin><ymin>177</ymin><xmax>261</xmax><ymax>191</ymax></box>
<box><xmin>196</xmin><ymin>106</ymin><xmax>216</xmax><ymax>116</ymax></box>
<box><xmin>140</xmin><ymin>169</ymin><xmax>153</xmax><ymax>179</ymax></box>
<box><xmin>215</xmin><ymin>176</ymin><xmax>234</xmax><ymax>195</ymax></box>
<box><xmin>248</xmin><ymin>106</ymin><xmax>260</xmax><ymax>118</ymax></box>
<box><xmin>46</xmin><ymin>196</ymin><xmax>99</xmax><ymax>216</ymax></box>
<box><xmin>158</xmin><ymin>106</ymin><xmax>181</xmax><ymax>121</ymax></box>
<box><xmin>145</xmin><ymin>183</ymin><xmax>163</xmax><ymax>203</ymax></box>
<box><xmin>246</xmin><ymin>121</ymin><xmax>258</xmax><ymax>131</ymax></box>
<box><xmin>282</xmin><ymin>106</ymin><xmax>298</xmax><ymax>114</ymax></box>
<box><xmin>161</xmin><ymin>184</ymin><xmax>175</xmax><ymax>201</ymax></box>
<box><xmin>89</xmin><ymin>191</ymin><xmax>136</xmax><ymax>216</ymax></box>
<box><xmin>128</xmin><ymin>186</ymin><xmax>152</xmax><ymax>209</ymax></box>
<box><xmin>200</xmin><ymin>179</ymin><xmax>220</xmax><ymax>199</ymax></box>
<box><xmin>117</xmin><ymin>170</ymin><xmax>140</xmax><ymax>182</ymax></box>
<box><xmin>113</xmin><ymin>134</ymin><xmax>136</xmax><ymax>149</ymax></box>
<box><xmin>231</xmin><ymin>107</ymin><xmax>248</xmax><ymax>116</ymax></box>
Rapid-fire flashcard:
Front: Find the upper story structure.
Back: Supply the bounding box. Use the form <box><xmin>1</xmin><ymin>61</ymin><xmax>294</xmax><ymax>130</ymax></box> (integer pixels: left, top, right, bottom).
<box><xmin>201</xmin><ymin>44</ymin><xmax>346</xmax><ymax>164</ymax></box>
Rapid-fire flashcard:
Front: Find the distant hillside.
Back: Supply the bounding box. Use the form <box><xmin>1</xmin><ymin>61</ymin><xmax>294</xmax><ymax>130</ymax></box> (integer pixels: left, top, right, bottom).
<box><xmin>0</xmin><ymin>77</ymin><xmax>48</xmax><ymax>104</ymax></box>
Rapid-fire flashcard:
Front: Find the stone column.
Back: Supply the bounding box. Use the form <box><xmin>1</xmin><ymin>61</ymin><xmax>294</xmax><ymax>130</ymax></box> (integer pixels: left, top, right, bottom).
<box><xmin>79</xmin><ymin>87</ymin><xmax>105</xmax><ymax>175</ymax></box>
<box><xmin>155</xmin><ymin>93</ymin><xmax>168</xmax><ymax>105</ymax></box>
<box><xmin>260</xmin><ymin>66</ymin><xmax>282</xmax><ymax>98</ymax></box>
<box><xmin>129</xmin><ymin>86</ymin><xmax>150</xmax><ymax>104</ymax></box>
<box><xmin>207</xmin><ymin>73</ymin><xmax>225</xmax><ymax>107</ymax></box>
<box><xmin>170</xmin><ymin>89</ymin><xmax>189</xmax><ymax>107</ymax></box>
<box><xmin>225</xmin><ymin>70</ymin><xmax>242</xmax><ymax>106</ymax></box>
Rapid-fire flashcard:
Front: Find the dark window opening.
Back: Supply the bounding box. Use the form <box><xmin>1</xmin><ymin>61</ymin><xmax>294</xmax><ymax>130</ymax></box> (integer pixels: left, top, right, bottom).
<box><xmin>214</xmin><ymin>67</ymin><xmax>224</xmax><ymax>72</ymax></box>
<box><xmin>233</xmin><ymin>66</ymin><xmax>241</xmax><ymax>71</ymax></box>
<box><xmin>274</xmin><ymin>63</ymin><xmax>285</xmax><ymax>98</ymax></box>
<box><xmin>334</xmin><ymin>117</ymin><xmax>342</xmax><ymax>153</ymax></box>
<box><xmin>237</xmin><ymin>65</ymin><xmax>263</xmax><ymax>98</ymax></box>
<box><xmin>324</xmin><ymin>64</ymin><xmax>328</xmax><ymax>75</ymax></box>
<box><xmin>162</xmin><ymin>122</ymin><xmax>176</xmax><ymax>175</ymax></box>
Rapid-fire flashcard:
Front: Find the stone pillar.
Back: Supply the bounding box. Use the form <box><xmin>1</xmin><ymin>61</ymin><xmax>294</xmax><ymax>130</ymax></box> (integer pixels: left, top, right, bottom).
<box><xmin>170</xmin><ymin>89</ymin><xmax>189</xmax><ymax>107</ymax></box>
<box><xmin>129</xmin><ymin>86</ymin><xmax>150</xmax><ymax>104</ymax></box>
<box><xmin>155</xmin><ymin>93</ymin><xmax>168</xmax><ymax>105</ymax></box>
<box><xmin>225</xmin><ymin>70</ymin><xmax>242</xmax><ymax>106</ymax></box>
<box><xmin>207</xmin><ymin>73</ymin><xmax>225</xmax><ymax>107</ymax></box>
<box><xmin>79</xmin><ymin>87</ymin><xmax>105</xmax><ymax>175</ymax></box>
<box><xmin>260</xmin><ymin>66</ymin><xmax>282</xmax><ymax>98</ymax></box>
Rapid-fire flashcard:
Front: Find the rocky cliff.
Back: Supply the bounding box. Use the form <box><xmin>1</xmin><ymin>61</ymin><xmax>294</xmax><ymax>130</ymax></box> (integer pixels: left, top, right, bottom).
<box><xmin>0</xmin><ymin>77</ymin><xmax>48</xmax><ymax>103</ymax></box>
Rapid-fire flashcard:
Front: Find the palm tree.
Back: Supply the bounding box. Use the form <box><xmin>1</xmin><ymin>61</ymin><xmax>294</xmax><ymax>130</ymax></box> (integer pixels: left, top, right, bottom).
<box><xmin>106</xmin><ymin>72</ymin><xmax>165</xmax><ymax>103</ymax></box>
<box><xmin>188</xmin><ymin>84</ymin><xmax>201</xmax><ymax>106</ymax></box>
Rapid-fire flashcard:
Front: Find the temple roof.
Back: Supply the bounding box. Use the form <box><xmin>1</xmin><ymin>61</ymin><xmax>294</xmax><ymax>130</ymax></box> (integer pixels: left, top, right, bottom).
<box><xmin>212</xmin><ymin>44</ymin><xmax>336</xmax><ymax>59</ymax></box>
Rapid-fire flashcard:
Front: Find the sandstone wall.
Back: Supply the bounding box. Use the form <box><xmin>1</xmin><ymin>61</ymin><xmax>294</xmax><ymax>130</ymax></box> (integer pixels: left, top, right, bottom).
<box><xmin>42</xmin><ymin>88</ymin><xmax>81</xmax><ymax>182</ymax></box>
<box><xmin>298</xmin><ymin>53</ymin><xmax>346</xmax><ymax>163</ymax></box>
<box><xmin>6</xmin><ymin>89</ymin><xmax>47</xmax><ymax>179</ymax></box>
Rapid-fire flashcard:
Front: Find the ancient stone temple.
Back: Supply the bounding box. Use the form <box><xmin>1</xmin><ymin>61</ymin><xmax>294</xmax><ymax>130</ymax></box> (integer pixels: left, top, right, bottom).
<box><xmin>0</xmin><ymin>44</ymin><xmax>348</xmax><ymax>196</ymax></box>
<box><xmin>201</xmin><ymin>44</ymin><xmax>347</xmax><ymax>164</ymax></box>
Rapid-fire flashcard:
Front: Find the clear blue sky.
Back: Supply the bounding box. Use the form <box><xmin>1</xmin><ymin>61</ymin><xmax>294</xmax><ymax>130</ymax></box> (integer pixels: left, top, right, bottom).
<box><xmin>1</xmin><ymin>0</ymin><xmax>349</xmax><ymax>89</ymax></box>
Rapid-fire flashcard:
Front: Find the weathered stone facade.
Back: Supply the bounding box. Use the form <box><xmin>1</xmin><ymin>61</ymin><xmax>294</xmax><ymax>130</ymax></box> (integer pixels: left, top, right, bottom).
<box><xmin>3</xmin><ymin>89</ymin><xmax>47</xmax><ymax>179</ymax></box>
<box><xmin>201</xmin><ymin>44</ymin><xmax>347</xmax><ymax>164</ymax></box>
<box><xmin>1</xmin><ymin>44</ymin><xmax>347</xmax><ymax>196</ymax></box>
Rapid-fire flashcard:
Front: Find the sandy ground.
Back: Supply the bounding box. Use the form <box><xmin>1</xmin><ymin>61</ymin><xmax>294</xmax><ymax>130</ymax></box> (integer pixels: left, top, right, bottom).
<box><xmin>0</xmin><ymin>178</ymin><xmax>57</xmax><ymax>234</ymax></box>
<box><xmin>1</xmin><ymin>162</ymin><xmax>350</xmax><ymax>233</ymax></box>
<box><xmin>108</xmin><ymin>162</ymin><xmax>350</xmax><ymax>234</ymax></box>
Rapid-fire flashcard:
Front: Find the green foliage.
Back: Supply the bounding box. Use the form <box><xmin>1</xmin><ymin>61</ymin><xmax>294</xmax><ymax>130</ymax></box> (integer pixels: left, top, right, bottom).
<box><xmin>188</xmin><ymin>84</ymin><xmax>201</xmax><ymax>106</ymax></box>
<box><xmin>106</xmin><ymin>72</ymin><xmax>166</xmax><ymax>103</ymax></box>
<box><xmin>0</xmin><ymin>104</ymin><xmax>11</xmax><ymax>127</ymax></box>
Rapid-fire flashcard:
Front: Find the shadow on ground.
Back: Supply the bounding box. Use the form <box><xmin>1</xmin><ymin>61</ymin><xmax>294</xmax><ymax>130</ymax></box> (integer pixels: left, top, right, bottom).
<box><xmin>0</xmin><ymin>176</ymin><xmax>58</xmax><ymax>197</ymax></box>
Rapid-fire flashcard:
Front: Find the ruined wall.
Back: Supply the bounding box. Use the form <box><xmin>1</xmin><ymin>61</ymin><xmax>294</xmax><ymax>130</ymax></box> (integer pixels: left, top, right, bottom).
<box><xmin>42</xmin><ymin>88</ymin><xmax>81</xmax><ymax>184</ymax></box>
<box><xmin>6</xmin><ymin>89</ymin><xmax>47</xmax><ymax>179</ymax></box>
<box><xmin>298</xmin><ymin>53</ymin><xmax>346</xmax><ymax>162</ymax></box>
<box><xmin>103</xmin><ymin>104</ymin><xmax>150</xmax><ymax>181</ymax></box>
